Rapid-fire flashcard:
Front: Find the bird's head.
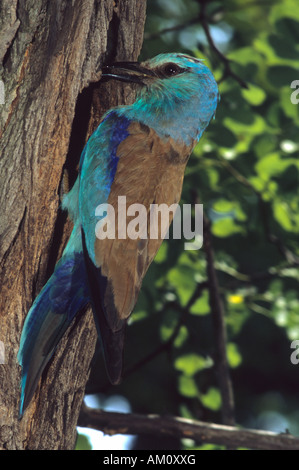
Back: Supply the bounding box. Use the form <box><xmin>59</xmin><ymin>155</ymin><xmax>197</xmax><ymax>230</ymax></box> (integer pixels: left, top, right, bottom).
<box><xmin>102</xmin><ymin>53</ymin><xmax>219</xmax><ymax>144</ymax></box>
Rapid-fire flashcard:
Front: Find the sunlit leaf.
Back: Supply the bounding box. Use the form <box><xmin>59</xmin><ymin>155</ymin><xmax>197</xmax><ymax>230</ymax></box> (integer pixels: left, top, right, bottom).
<box><xmin>200</xmin><ymin>388</ymin><xmax>222</xmax><ymax>411</ymax></box>
<box><xmin>190</xmin><ymin>289</ymin><xmax>210</xmax><ymax>315</ymax></box>
<box><xmin>242</xmin><ymin>83</ymin><xmax>266</xmax><ymax>106</ymax></box>
<box><xmin>175</xmin><ymin>353</ymin><xmax>213</xmax><ymax>376</ymax></box>
<box><xmin>178</xmin><ymin>375</ymin><xmax>198</xmax><ymax>398</ymax></box>
<box><xmin>211</xmin><ymin>218</ymin><xmax>244</xmax><ymax>237</ymax></box>
<box><xmin>227</xmin><ymin>342</ymin><xmax>242</xmax><ymax>368</ymax></box>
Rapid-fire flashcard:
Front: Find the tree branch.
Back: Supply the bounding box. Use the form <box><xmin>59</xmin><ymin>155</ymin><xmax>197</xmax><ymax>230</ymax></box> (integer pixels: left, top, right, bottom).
<box><xmin>198</xmin><ymin>0</ymin><xmax>248</xmax><ymax>89</ymax></box>
<box><xmin>144</xmin><ymin>19</ymin><xmax>199</xmax><ymax>40</ymax></box>
<box><xmin>78</xmin><ymin>405</ymin><xmax>299</xmax><ymax>450</ymax></box>
<box><xmin>203</xmin><ymin>215</ymin><xmax>235</xmax><ymax>427</ymax></box>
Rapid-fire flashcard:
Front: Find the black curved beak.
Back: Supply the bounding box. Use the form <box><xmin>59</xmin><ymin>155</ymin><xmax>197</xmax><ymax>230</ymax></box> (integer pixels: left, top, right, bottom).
<box><xmin>101</xmin><ymin>62</ymin><xmax>155</xmax><ymax>85</ymax></box>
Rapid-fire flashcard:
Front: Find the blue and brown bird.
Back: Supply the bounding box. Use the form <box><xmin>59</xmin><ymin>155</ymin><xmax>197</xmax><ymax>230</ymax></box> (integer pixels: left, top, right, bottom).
<box><xmin>18</xmin><ymin>53</ymin><xmax>219</xmax><ymax>417</ymax></box>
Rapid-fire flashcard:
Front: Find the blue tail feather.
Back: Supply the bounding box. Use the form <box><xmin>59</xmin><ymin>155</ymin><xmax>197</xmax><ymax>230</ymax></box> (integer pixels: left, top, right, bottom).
<box><xmin>18</xmin><ymin>248</ymin><xmax>89</xmax><ymax>417</ymax></box>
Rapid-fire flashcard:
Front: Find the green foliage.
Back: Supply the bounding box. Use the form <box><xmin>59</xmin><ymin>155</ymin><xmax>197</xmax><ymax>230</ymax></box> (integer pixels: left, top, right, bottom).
<box><xmin>75</xmin><ymin>433</ymin><xmax>92</xmax><ymax>450</ymax></box>
<box><xmin>81</xmin><ymin>0</ymin><xmax>299</xmax><ymax>450</ymax></box>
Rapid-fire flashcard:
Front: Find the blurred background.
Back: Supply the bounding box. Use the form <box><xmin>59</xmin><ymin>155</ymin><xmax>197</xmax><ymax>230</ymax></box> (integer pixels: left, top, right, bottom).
<box><xmin>77</xmin><ymin>0</ymin><xmax>299</xmax><ymax>450</ymax></box>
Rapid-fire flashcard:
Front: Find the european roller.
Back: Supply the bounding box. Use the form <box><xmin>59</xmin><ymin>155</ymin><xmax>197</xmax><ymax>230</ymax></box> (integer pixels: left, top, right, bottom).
<box><xmin>18</xmin><ymin>53</ymin><xmax>219</xmax><ymax>417</ymax></box>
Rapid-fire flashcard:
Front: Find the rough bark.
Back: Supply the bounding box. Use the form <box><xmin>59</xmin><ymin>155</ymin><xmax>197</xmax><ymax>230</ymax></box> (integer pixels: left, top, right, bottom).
<box><xmin>0</xmin><ymin>0</ymin><xmax>146</xmax><ymax>450</ymax></box>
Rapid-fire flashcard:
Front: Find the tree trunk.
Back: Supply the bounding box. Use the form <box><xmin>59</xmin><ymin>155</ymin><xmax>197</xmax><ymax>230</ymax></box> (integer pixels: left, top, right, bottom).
<box><xmin>0</xmin><ymin>0</ymin><xmax>146</xmax><ymax>450</ymax></box>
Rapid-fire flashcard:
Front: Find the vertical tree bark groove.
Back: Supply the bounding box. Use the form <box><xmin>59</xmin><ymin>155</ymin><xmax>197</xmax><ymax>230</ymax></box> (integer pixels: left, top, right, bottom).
<box><xmin>0</xmin><ymin>0</ymin><xmax>146</xmax><ymax>450</ymax></box>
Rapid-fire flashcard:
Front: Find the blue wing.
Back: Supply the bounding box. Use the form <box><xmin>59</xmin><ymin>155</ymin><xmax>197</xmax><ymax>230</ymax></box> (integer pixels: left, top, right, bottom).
<box><xmin>79</xmin><ymin>112</ymin><xmax>131</xmax><ymax>265</ymax></box>
<box><xmin>79</xmin><ymin>112</ymin><xmax>132</xmax><ymax>384</ymax></box>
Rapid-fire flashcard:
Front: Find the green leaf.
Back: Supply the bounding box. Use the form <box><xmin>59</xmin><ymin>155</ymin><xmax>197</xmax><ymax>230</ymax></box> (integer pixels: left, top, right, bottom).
<box><xmin>212</xmin><ymin>218</ymin><xmax>244</xmax><ymax>238</ymax></box>
<box><xmin>190</xmin><ymin>289</ymin><xmax>210</xmax><ymax>316</ymax></box>
<box><xmin>253</xmin><ymin>134</ymin><xmax>278</xmax><ymax>158</ymax></box>
<box><xmin>242</xmin><ymin>83</ymin><xmax>266</xmax><ymax>106</ymax></box>
<box><xmin>273</xmin><ymin>198</ymin><xmax>299</xmax><ymax>232</ymax></box>
<box><xmin>280</xmin><ymin>86</ymin><xmax>299</xmax><ymax>123</ymax></box>
<box><xmin>167</xmin><ymin>264</ymin><xmax>196</xmax><ymax>306</ymax></box>
<box><xmin>213</xmin><ymin>199</ymin><xmax>235</xmax><ymax>212</ymax></box>
<box><xmin>154</xmin><ymin>240</ymin><xmax>168</xmax><ymax>263</ymax></box>
<box><xmin>228</xmin><ymin>46</ymin><xmax>263</xmax><ymax>66</ymax></box>
<box><xmin>178</xmin><ymin>375</ymin><xmax>198</xmax><ymax>398</ymax></box>
<box><xmin>174</xmin><ymin>325</ymin><xmax>189</xmax><ymax>348</ymax></box>
<box><xmin>75</xmin><ymin>433</ymin><xmax>92</xmax><ymax>450</ymax></box>
<box><xmin>255</xmin><ymin>153</ymin><xmax>296</xmax><ymax>180</ymax></box>
<box><xmin>175</xmin><ymin>353</ymin><xmax>213</xmax><ymax>376</ymax></box>
<box><xmin>200</xmin><ymin>387</ymin><xmax>222</xmax><ymax>411</ymax></box>
<box><xmin>226</xmin><ymin>343</ymin><xmax>242</xmax><ymax>368</ymax></box>
<box><xmin>160</xmin><ymin>311</ymin><xmax>179</xmax><ymax>342</ymax></box>
<box><xmin>224</xmin><ymin>113</ymin><xmax>266</xmax><ymax>136</ymax></box>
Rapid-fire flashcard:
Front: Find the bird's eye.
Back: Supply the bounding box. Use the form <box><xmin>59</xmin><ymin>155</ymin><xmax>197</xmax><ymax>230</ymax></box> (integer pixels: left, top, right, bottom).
<box><xmin>160</xmin><ymin>63</ymin><xmax>184</xmax><ymax>77</ymax></box>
